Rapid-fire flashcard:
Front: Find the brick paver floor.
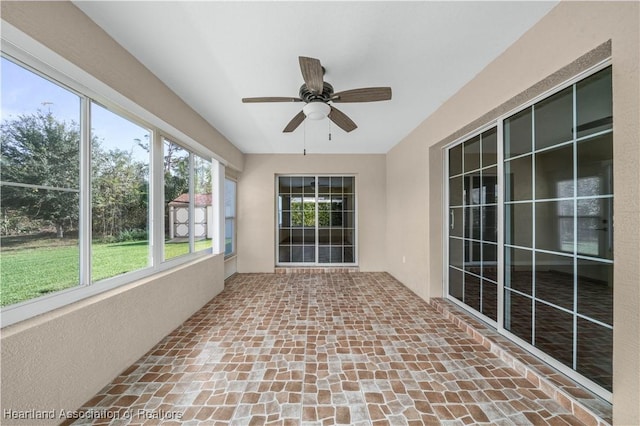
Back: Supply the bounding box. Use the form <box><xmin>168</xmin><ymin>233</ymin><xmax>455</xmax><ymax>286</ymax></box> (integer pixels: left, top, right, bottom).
<box><xmin>71</xmin><ymin>273</ymin><xmax>587</xmax><ymax>425</ymax></box>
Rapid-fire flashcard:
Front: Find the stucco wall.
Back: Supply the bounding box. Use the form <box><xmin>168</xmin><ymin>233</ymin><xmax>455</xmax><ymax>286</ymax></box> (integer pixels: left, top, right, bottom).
<box><xmin>386</xmin><ymin>1</ymin><xmax>639</xmax><ymax>423</ymax></box>
<box><xmin>237</xmin><ymin>154</ymin><xmax>386</xmax><ymax>273</ymax></box>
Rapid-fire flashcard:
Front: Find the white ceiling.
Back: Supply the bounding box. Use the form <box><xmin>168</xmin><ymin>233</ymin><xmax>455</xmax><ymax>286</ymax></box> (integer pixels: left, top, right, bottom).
<box><xmin>74</xmin><ymin>1</ymin><xmax>557</xmax><ymax>155</ymax></box>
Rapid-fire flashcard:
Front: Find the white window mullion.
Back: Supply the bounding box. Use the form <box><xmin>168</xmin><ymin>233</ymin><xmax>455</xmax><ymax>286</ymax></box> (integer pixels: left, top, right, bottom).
<box><xmin>496</xmin><ymin>121</ymin><xmax>505</xmax><ymax>331</ymax></box>
<box><xmin>315</xmin><ymin>178</ymin><xmax>319</xmax><ymax>264</ymax></box>
<box><xmin>353</xmin><ymin>177</ymin><xmax>358</xmax><ymax>265</ymax></box>
<box><xmin>151</xmin><ymin>130</ymin><xmax>164</xmax><ymax>264</ymax></box>
<box><xmin>188</xmin><ymin>153</ymin><xmax>195</xmax><ymax>253</ymax></box>
<box><xmin>531</xmin><ymin>106</ymin><xmax>536</xmax><ymax>347</ymax></box>
<box><xmin>572</xmin><ymin>83</ymin><xmax>579</xmax><ymax>371</ymax></box>
<box><xmin>443</xmin><ymin>151</ymin><xmax>450</xmax><ymax>297</ymax></box>
<box><xmin>213</xmin><ymin>161</ymin><xmax>225</xmax><ymax>255</ymax></box>
<box><xmin>79</xmin><ymin>97</ymin><xmax>92</xmax><ymax>286</ymax></box>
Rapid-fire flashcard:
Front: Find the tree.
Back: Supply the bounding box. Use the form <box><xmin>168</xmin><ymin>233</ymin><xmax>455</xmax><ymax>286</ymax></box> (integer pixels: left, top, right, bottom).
<box><xmin>194</xmin><ymin>157</ymin><xmax>212</xmax><ymax>195</ymax></box>
<box><xmin>163</xmin><ymin>140</ymin><xmax>189</xmax><ymax>204</ymax></box>
<box><xmin>1</xmin><ymin>111</ymin><xmax>80</xmax><ymax>238</ymax></box>
<box><xmin>291</xmin><ymin>200</ymin><xmax>316</xmax><ymax>227</ymax></box>
<box><xmin>91</xmin><ymin>145</ymin><xmax>148</xmax><ymax>238</ymax></box>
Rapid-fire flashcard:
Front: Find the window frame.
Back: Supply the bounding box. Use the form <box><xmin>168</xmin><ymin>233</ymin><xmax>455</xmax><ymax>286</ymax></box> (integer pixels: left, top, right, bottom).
<box><xmin>224</xmin><ymin>177</ymin><xmax>237</xmax><ymax>259</ymax></box>
<box><xmin>1</xmin><ymin>30</ymin><xmax>225</xmax><ymax>327</ymax></box>
<box><xmin>162</xmin><ymin>138</ymin><xmax>216</xmax><ymax>260</ymax></box>
<box><xmin>88</xmin><ymin>99</ymin><xmax>154</xmax><ymax>282</ymax></box>
<box><xmin>275</xmin><ymin>174</ymin><xmax>358</xmax><ymax>267</ymax></box>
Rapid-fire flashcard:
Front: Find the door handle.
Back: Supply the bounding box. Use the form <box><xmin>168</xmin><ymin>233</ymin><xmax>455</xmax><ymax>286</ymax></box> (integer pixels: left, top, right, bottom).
<box><xmin>450</xmin><ymin>210</ymin><xmax>455</xmax><ymax>230</ymax></box>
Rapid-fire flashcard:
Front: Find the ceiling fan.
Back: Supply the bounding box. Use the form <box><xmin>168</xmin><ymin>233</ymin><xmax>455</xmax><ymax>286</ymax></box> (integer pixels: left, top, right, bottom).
<box><xmin>242</xmin><ymin>56</ymin><xmax>392</xmax><ymax>133</ymax></box>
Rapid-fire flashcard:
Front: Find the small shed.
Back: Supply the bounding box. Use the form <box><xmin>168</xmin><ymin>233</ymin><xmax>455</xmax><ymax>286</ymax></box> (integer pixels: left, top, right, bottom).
<box><xmin>168</xmin><ymin>193</ymin><xmax>213</xmax><ymax>239</ymax></box>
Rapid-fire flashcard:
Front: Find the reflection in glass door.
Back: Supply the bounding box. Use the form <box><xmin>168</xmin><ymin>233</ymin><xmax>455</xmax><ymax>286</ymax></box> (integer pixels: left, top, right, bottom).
<box><xmin>503</xmin><ymin>66</ymin><xmax>613</xmax><ymax>394</ymax></box>
<box><xmin>277</xmin><ymin>176</ymin><xmax>356</xmax><ymax>265</ymax></box>
<box><xmin>447</xmin><ymin>127</ymin><xmax>499</xmax><ymax>322</ymax></box>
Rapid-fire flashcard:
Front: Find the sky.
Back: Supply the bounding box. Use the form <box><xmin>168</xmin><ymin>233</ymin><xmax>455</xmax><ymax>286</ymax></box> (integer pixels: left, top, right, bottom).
<box><xmin>1</xmin><ymin>56</ymin><xmax>149</xmax><ymax>162</ymax></box>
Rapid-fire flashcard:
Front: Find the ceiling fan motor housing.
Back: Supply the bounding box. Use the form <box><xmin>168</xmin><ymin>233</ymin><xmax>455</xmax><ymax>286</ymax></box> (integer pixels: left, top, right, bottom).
<box><xmin>299</xmin><ymin>82</ymin><xmax>334</xmax><ymax>103</ymax></box>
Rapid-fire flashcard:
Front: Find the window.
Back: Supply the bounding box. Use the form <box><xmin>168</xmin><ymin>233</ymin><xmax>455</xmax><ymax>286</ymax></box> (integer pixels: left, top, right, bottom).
<box><xmin>91</xmin><ymin>102</ymin><xmax>151</xmax><ymax>281</ymax></box>
<box><xmin>446</xmin><ymin>65</ymin><xmax>613</xmax><ymax>399</ymax></box>
<box><xmin>164</xmin><ymin>139</ymin><xmax>190</xmax><ymax>259</ymax></box>
<box><xmin>277</xmin><ymin>175</ymin><xmax>356</xmax><ymax>265</ymax></box>
<box><xmin>1</xmin><ymin>52</ymin><xmax>221</xmax><ymax>325</ymax></box>
<box><xmin>164</xmin><ymin>138</ymin><xmax>214</xmax><ymax>260</ymax></box>
<box><xmin>224</xmin><ymin>178</ymin><xmax>236</xmax><ymax>257</ymax></box>
<box><xmin>1</xmin><ymin>57</ymin><xmax>81</xmax><ymax>306</ymax></box>
<box><xmin>194</xmin><ymin>154</ymin><xmax>213</xmax><ymax>253</ymax></box>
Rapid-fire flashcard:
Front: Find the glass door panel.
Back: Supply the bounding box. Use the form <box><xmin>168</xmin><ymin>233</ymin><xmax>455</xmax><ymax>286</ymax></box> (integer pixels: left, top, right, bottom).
<box><xmin>447</xmin><ymin>127</ymin><xmax>499</xmax><ymax>321</ymax></box>
<box><xmin>504</xmin><ymin>107</ymin><xmax>532</xmax><ymax>158</ymax></box>
<box><xmin>576</xmin><ymin>67</ymin><xmax>612</xmax><ymax>138</ymax></box>
<box><xmin>501</xmin><ymin>66</ymin><xmax>613</xmax><ymax>395</ymax></box>
<box><xmin>534</xmin><ymin>86</ymin><xmax>573</xmax><ymax>150</ymax></box>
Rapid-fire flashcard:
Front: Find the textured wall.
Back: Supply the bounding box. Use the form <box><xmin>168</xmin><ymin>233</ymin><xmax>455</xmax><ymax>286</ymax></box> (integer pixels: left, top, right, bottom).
<box><xmin>237</xmin><ymin>154</ymin><xmax>387</xmax><ymax>273</ymax></box>
<box><xmin>386</xmin><ymin>2</ymin><xmax>639</xmax><ymax>423</ymax></box>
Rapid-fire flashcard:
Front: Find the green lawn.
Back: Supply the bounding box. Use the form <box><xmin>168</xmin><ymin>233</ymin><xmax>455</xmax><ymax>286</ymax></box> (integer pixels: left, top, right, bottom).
<box><xmin>1</xmin><ymin>238</ymin><xmax>212</xmax><ymax>307</ymax></box>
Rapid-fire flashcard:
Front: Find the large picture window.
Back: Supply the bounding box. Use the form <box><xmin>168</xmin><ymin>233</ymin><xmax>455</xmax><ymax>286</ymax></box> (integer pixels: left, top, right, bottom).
<box><xmin>1</xmin><ymin>57</ymin><xmax>81</xmax><ymax>306</ymax></box>
<box><xmin>91</xmin><ymin>102</ymin><xmax>151</xmax><ymax>281</ymax></box>
<box><xmin>446</xmin><ymin>65</ymin><xmax>613</xmax><ymax>399</ymax></box>
<box><xmin>277</xmin><ymin>175</ymin><xmax>356</xmax><ymax>265</ymax></box>
<box><xmin>1</xmin><ymin>53</ymin><xmax>220</xmax><ymax>324</ymax></box>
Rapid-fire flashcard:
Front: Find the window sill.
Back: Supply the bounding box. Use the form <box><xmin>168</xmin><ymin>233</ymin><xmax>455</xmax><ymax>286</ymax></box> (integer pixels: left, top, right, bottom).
<box><xmin>1</xmin><ymin>250</ymin><xmax>218</xmax><ymax>328</ymax></box>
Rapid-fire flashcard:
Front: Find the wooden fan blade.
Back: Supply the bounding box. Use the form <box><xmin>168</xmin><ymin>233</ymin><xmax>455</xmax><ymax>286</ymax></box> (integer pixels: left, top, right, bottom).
<box><xmin>299</xmin><ymin>56</ymin><xmax>324</xmax><ymax>93</ymax></box>
<box><xmin>283</xmin><ymin>110</ymin><xmax>306</xmax><ymax>133</ymax></box>
<box><xmin>242</xmin><ymin>97</ymin><xmax>302</xmax><ymax>103</ymax></box>
<box><xmin>331</xmin><ymin>87</ymin><xmax>392</xmax><ymax>103</ymax></box>
<box><xmin>328</xmin><ymin>106</ymin><xmax>357</xmax><ymax>132</ymax></box>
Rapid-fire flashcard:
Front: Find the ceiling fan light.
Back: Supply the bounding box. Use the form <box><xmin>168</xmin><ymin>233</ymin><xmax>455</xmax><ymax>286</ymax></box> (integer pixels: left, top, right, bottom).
<box><xmin>303</xmin><ymin>102</ymin><xmax>330</xmax><ymax>120</ymax></box>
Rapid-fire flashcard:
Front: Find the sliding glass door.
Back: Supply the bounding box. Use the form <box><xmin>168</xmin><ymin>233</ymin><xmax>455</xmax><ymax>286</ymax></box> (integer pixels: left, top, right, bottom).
<box><xmin>446</xmin><ymin>65</ymin><xmax>613</xmax><ymax>399</ymax></box>
<box><xmin>277</xmin><ymin>175</ymin><xmax>356</xmax><ymax>265</ymax></box>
